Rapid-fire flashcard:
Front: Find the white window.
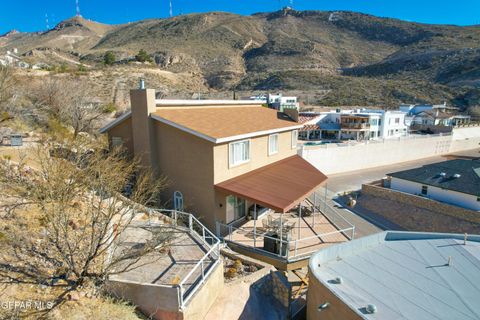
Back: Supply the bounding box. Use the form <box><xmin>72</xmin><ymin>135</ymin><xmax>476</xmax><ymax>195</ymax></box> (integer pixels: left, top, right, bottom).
<box><xmin>229</xmin><ymin>140</ymin><xmax>250</xmax><ymax>167</ymax></box>
<box><xmin>268</xmin><ymin>134</ymin><xmax>279</xmax><ymax>155</ymax></box>
<box><xmin>291</xmin><ymin>130</ymin><xmax>298</xmax><ymax>149</ymax></box>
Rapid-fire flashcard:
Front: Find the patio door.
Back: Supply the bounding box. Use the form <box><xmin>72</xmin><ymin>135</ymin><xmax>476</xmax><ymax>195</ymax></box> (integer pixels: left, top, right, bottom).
<box><xmin>226</xmin><ymin>195</ymin><xmax>246</xmax><ymax>223</ymax></box>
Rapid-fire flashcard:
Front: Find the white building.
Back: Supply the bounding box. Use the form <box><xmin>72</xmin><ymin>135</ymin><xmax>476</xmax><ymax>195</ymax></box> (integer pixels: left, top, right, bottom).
<box><xmin>387</xmin><ymin>159</ymin><xmax>480</xmax><ymax>211</ymax></box>
<box><xmin>267</xmin><ymin>93</ymin><xmax>299</xmax><ymax>112</ymax></box>
<box><xmin>0</xmin><ymin>49</ymin><xmax>29</xmax><ymax>68</ymax></box>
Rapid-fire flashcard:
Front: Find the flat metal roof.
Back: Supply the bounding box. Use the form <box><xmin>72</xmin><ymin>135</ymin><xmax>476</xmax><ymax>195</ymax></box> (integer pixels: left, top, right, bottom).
<box><xmin>309</xmin><ymin>231</ymin><xmax>480</xmax><ymax>320</ymax></box>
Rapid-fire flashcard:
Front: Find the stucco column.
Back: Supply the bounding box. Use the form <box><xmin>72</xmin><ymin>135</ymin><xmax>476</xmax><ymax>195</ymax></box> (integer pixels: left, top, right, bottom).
<box><xmin>130</xmin><ymin>89</ymin><xmax>157</xmax><ymax>168</ymax></box>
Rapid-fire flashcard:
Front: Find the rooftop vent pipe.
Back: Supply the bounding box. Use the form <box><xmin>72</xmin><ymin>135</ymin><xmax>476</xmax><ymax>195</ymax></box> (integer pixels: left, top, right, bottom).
<box><xmin>366</xmin><ymin>304</ymin><xmax>377</xmax><ymax>314</ymax></box>
<box><xmin>139</xmin><ymin>78</ymin><xmax>145</xmax><ymax>90</ymax></box>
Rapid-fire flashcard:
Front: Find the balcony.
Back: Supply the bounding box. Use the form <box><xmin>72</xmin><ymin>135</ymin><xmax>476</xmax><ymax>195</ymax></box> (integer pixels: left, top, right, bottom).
<box><xmin>216</xmin><ymin>194</ymin><xmax>355</xmax><ymax>270</ymax></box>
<box><xmin>341</xmin><ymin>122</ymin><xmax>371</xmax><ymax>130</ymax></box>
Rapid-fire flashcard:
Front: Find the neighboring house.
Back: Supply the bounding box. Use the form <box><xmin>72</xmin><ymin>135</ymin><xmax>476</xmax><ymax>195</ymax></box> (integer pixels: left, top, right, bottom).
<box><xmin>402</xmin><ymin>103</ymin><xmax>471</xmax><ymax>130</ymax></box>
<box><xmin>399</xmin><ymin>102</ymin><xmax>449</xmax><ymax>115</ymax></box>
<box><xmin>100</xmin><ymin>88</ymin><xmax>328</xmax><ymax>234</ymax></box>
<box><xmin>266</xmin><ymin>93</ymin><xmax>300</xmax><ymax>112</ymax></box>
<box><xmin>307</xmin><ymin>231</ymin><xmax>480</xmax><ymax>320</ymax></box>
<box><xmin>387</xmin><ymin>159</ymin><xmax>480</xmax><ymax>211</ymax></box>
<box><xmin>299</xmin><ymin>109</ymin><xmax>407</xmax><ymax>141</ymax></box>
<box><xmin>0</xmin><ymin>49</ymin><xmax>29</xmax><ymax>68</ymax></box>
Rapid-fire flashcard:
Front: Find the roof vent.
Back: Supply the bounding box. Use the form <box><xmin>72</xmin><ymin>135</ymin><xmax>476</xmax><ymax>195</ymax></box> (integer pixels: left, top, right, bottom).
<box><xmin>332</xmin><ymin>277</ymin><xmax>343</xmax><ymax>284</ymax></box>
<box><xmin>439</xmin><ymin>172</ymin><xmax>446</xmax><ymax>177</ymax></box>
<box><xmin>366</xmin><ymin>304</ymin><xmax>377</xmax><ymax>314</ymax></box>
<box><xmin>453</xmin><ymin>173</ymin><xmax>461</xmax><ymax>179</ymax></box>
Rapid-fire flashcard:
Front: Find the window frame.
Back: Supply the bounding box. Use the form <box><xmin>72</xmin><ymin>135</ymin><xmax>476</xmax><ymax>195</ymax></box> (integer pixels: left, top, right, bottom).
<box><xmin>421</xmin><ymin>185</ymin><xmax>428</xmax><ymax>195</ymax></box>
<box><xmin>229</xmin><ymin>139</ymin><xmax>251</xmax><ymax>168</ymax></box>
<box><xmin>291</xmin><ymin>130</ymin><xmax>298</xmax><ymax>149</ymax></box>
<box><xmin>268</xmin><ymin>134</ymin><xmax>279</xmax><ymax>156</ymax></box>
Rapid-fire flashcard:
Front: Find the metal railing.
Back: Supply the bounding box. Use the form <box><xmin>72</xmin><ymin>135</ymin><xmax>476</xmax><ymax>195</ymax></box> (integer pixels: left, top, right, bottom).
<box><xmin>287</xmin><ymin>226</ymin><xmax>355</xmax><ymax>260</ymax></box>
<box><xmin>301</xmin><ymin>132</ymin><xmax>454</xmax><ymax>150</ymax></box>
<box><xmin>216</xmin><ymin>205</ymin><xmax>355</xmax><ymax>262</ymax></box>
<box><xmin>147</xmin><ymin>209</ymin><xmax>221</xmax><ymax>309</ymax></box>
<box><xmin>216</xmin><ymin>221</ymin><xmax>290</xmax><ymax>258</ymax></box>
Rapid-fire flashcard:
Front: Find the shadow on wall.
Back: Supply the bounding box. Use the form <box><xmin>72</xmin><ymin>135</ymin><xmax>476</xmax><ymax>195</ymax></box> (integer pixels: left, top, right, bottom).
<box><xmin>237</xmin><ymin>271</ymin><xmax>290</xmax><ymax>320</ymax></box>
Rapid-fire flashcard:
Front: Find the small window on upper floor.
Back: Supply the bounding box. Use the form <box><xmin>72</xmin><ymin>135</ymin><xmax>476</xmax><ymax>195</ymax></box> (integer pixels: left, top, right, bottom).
<box><xmin>269</xmin><ymin>134</ymin><xmax>279</xmax><ymax>156</ymax></box>
<box><xmin>229</xmin><ymin>139</ymin><xmax>250</xmax><ymax>167</ymax></box>
<box><xmin>291</xmin><ymin>130</ymin><xmax>298</xmax><ymax>149</ymax></box>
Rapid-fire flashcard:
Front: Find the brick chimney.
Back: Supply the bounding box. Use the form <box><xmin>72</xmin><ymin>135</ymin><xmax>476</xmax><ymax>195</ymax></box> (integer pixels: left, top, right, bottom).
<box><xmin>130</xmin><ymin>88</ymin><xmax>156</xmax><ymax>167</ymax></box>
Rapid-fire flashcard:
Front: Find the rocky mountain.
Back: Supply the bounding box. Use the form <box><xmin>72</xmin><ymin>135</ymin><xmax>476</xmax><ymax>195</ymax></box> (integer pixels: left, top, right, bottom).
<box><xmin>2</xmin><ymin>10</ymin><xmax>480</xmax><ymax>111</ymax></box>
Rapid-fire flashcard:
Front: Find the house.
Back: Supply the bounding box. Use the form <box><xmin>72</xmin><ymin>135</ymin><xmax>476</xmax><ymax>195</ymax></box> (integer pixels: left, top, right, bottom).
<box><xmin>0</xmin><ymin>49</ymin><xmax>29</xmax><ymax>68</ymax></box>
<box><xmin>402</xmin><ymin>103</ymin><xmax>471</xmax><ymax>131</ymax></box>
<box><xmin>399</xmin><ymin>102</ymin><xmax>449</xmax><ymax>115</ymax></box>
<box><xmin>307</xmin><ymin>231</ymin><xmax>480</xmax><ymax>320</ymax></box>
<box><xmin>386</xmin><ymin>159</ymin><xmax>480</xmax><ymax>211</ymax></box>
<box><xmin>298</xmin><ymin>109</ymin><xmax>407</xmax><ymax>141</ymax></box>
<box><xmin>100</xmin><ymin>88</ymin><xmax>343</xmax><ymax>269</ymax></box>
<box><xmin>101</xmin><ymin>87</ymin><xmax>329</xmax><ymax>226</ymax></box>
<box><xmin>266</xmin><ymin>93</ymin><xmax>300</xmax><ymax>112</ymax></box>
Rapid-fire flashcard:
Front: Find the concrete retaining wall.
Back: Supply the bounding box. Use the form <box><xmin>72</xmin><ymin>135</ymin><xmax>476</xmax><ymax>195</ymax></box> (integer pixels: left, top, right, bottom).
<box><xmin>300</xmin><ymin>127</ymin><xmax>480</xmax><ymax>175</ymax></box>
<box><xmin>107</xmin><ymin>280</ymin><xmax>182</xmax><ymax>320</ymax></box>
<box><xmin>107</xmin><ymin>262</ymin><xmax>224</xmax><ymax>320</ymax></box>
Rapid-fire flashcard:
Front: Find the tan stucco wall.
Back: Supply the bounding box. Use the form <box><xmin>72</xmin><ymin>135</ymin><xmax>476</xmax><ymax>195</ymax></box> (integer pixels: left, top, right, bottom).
<box><xmin>183</xmin><ymin>262</ymin><xmax>224</xmax><ymax>320</ymax></box>
<box><xmin>213</xmin><ymin>130</ymin><xmax>297</xmax><ymax>184</ymax></box>
<box><xmin>213</xmin><ymin>130</ymin><xmax>297</xmax><ymax>224</ymax></box>
<box><xmin>107</xmin><ymin>117</ymin><xmax>134</xmax><ymax>155</ymax></box>
<box><xmin>307</xmin><ymin>270</ymin><xmax>360</xmax><ymax>320</ymax></box>
<box><xmin>151</xmin><ymin>121</ymin><xmax>218</xmax><ymax>229</ymax></box>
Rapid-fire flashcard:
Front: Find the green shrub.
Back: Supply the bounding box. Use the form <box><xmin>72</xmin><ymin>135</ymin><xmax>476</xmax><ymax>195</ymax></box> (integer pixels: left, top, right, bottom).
<box><xmin>135</xmin><ymin>49</ymin><xmax>152</xmax><ymax>63</ymax></box>
<box><xmin>104</xmin><ymin>51</ymin><xmax>116</xmax><ymax>66</ymax></box>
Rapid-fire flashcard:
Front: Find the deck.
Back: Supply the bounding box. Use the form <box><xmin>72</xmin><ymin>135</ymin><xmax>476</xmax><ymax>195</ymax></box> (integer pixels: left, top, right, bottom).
<box><xmin>223</xmin><ymin>211</ymin><xmax>351</xmax><ymax>264</ymax></box>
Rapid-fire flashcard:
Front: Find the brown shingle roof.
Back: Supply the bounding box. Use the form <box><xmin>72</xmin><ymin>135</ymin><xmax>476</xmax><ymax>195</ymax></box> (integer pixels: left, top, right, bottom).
<box><xmin>215</xmin><ymin>155</ymin><xmax>328</xmax><ymax>213</ymax></box>
<box><xmin>152</xmin><ymin>106</ymin><xmax>301</xmax><ymax>142</ymax></box>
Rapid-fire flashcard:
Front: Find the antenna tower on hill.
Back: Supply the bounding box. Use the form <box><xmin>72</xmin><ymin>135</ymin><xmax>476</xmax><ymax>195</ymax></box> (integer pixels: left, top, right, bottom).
<box><xmin>76</xmin><ymin>0</ymin><xmax>82</xmax><ymax>17</ymax></box>
<box><xmin>45</xmin><ymin>13</ymin><xmax>50</xmax><ymax>30</ymax></box>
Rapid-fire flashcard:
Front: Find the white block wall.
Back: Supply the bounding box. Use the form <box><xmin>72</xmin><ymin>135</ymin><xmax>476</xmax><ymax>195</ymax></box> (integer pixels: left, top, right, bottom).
<box><xmin>390</xmin><ymin>177</ymin><xmax>480</xmax><ymax>211</ymax></box>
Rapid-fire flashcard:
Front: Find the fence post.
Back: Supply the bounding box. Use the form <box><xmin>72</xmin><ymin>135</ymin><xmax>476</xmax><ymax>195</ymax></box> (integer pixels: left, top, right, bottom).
<box><xmin>201</xmin><ymin>259</ymin><xmax>205</xmax><ymax>280</ymax></box>
<box><xmin>294</xmin><ymin>240</ymin><xmax>298</xmax><ymax>258</ymax></box>
<box><xmin>229</xmin><ymin>225</ymin><xmax>233</xmax><ymax>241</ymax></box>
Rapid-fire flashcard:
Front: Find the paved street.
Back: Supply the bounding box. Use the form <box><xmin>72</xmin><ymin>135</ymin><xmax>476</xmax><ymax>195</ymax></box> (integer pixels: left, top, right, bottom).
<box><xmin>318</xmin><ymin>148</ymin><xmax>480</xmax><ymax>238</ymax></box>
<box><xmin>325</xmin><ymin>148</ymin><xmax>480</xmax><ymax>195</ymax></box>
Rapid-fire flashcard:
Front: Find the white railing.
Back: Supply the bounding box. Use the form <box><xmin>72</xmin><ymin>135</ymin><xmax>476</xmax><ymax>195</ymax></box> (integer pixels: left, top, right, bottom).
<box><xmin>309</xmin><ymin>191</ymin><xmax>356</xmax><ymax>234</ymax></box>
<box><xmin>288</xmin><ymin>227</ymin><xmax>355</xmax><ymax>260</ymax></box>
<box><xmin>216</xmin><ymin>222</ymin><xmax>290</xmax><ymax>258</ymax></box>
<box><xmin>301</xmin><ymin>132</ymin><xmax>453</xmax><ymax>150</ymax></box>
<box><xmin>148</xmin><ymin>209</ymin><xmax>221</xmax><ymax>309</ymax></box>
<box><xmin>216</xmin><ymin>209</ymin><xmax>355</xmax><ymax>262</ymax></box>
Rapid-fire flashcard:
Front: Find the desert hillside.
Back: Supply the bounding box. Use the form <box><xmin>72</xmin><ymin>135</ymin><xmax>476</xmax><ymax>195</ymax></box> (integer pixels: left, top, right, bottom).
<box><xmin>2</xmin><ymin>9</ymin><xmax>480</xmax><ymax>111</ymax></box>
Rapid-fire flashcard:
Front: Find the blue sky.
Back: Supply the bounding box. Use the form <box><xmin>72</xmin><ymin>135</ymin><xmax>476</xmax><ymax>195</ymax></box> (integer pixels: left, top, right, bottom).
<box><xmin>1</xmin><ymin>0</ymin><xmax>479</xmax><ymax>34</ymax></box>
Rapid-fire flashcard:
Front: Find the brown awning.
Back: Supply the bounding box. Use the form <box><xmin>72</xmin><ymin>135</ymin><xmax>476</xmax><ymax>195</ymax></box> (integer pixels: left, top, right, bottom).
<box><xmin>215</xmin><ymin>155</ymin><xmax>328</xmax><ymax>213</ymax></box>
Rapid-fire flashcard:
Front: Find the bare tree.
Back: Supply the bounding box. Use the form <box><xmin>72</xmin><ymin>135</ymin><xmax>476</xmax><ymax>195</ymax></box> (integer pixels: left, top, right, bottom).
<box><xmin>32</xmin><ymin>77</ymin><xmax>110</xmax><ymax>139</ymax></box>
<box><xmin>0</xmin><ymin>66</ymin><xmax>16</xmax><ymax>121</ymax></box>
<box><xmin>0</xmin><ymin>138</ymin><xmax>171</xmax><ymax>316</ymax></box>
